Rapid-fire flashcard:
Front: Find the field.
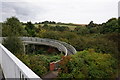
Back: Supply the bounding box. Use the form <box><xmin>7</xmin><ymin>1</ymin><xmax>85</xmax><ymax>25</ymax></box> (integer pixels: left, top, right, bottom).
<box><xmin>34</xmin><ymin>23</ymin><xmax>86</xmax><ymax>30</ymax></box>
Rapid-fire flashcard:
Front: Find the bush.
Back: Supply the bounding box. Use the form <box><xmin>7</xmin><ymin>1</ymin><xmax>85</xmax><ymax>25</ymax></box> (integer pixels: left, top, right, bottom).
<box><xmin>3</xmin><ymin>37</ymin><xmax>24</xmax><ymax>54</ymax></box>
<box><xmin>74</xmin><ymin>26</ymin><xmax>90</xmax><ymax>35</ymax></box>
<box><xmin>61</xmin><ymin>31</ymin><xmax>78</xmax><ymax>40</ymax></box>
<box><xmin>42</xmin><ymin>31</ymin><xmax>61</xmax><ymax>40</ymax></box>
<box><xmin>102</xmin><ymin>33</ymin><xmax>120</xmax><ymax>61</ymax></box>
<box><xmin>16</xmin><ymin>53</ymin><xmax>63</xmax><ymax>77</ymax></box>
<box><xmin>85</xmin><ymin>38</ymin><xmax>118</xmax><ymax>54</ymax></box>
<box><xmin>58</xmin><ymin>50</ymin><xmax>118</xmax><ymax>78</ymax></box>
<box><xmin>69</xmin><ymin>37</ymin><xmax>86</xmax><ymax>51</ymax></box>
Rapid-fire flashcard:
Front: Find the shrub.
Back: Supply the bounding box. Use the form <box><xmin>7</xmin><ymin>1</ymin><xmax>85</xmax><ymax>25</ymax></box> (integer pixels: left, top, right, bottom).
<box><xmin>16</xmin><ymin>53</ymin><xmax>63</xmax><ymax>77</ymax></box>
<box><xmin>42</xmin><ymin>31</ymin><xmax>61</xmax><ymax>40</ymax></box>
<box><xmin>85</xmin><ymin>38</ymin><xmax>118</xmax><ymax>54</ymax></box>
<box><xmin>58</xmin><ymin>50</ymin><xmax>118</xmax><ymax>78</ymax></box>
<box><xmin>3</xmin><ymin>37</ymin><xmax>24</xmax><ymax>54</ymax></box>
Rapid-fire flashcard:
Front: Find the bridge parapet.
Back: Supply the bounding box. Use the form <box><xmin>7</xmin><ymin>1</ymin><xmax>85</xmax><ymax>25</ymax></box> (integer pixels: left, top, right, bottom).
<box><xmin>21</xmin><ymin>37</ymin><xmax>68</xmax><ymax>56</ymax></box>
<box><xmin>0</xmin><ymin>43</ymin><xmax>41</xmax><ymax>79</ymax></box>
<box><xmin>0</xmin><ymin>37</ymin><xmax>76</xmax><ymax>55</ymax></box>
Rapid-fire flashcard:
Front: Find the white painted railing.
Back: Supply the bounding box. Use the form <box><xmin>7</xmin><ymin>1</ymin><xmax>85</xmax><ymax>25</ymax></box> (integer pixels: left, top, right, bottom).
<box><xmin>0</xmin><ymin>43</ymin><xmax>42</xmax><ymax>79</ymax></box>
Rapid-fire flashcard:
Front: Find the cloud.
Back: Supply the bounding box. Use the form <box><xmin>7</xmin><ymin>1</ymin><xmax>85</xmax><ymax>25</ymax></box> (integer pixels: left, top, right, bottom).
<box><xmin>1</xmin><ymin>0</ymin><xmax>119</xmax><ymax>24</ymax></box>
<box><xmin>2</xmin><ymin>2</ymin><xmax>46</xmax><ymax>22</ymax></box>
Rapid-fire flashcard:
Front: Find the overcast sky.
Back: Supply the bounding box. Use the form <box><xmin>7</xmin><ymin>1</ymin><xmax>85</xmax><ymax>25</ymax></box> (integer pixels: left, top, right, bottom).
<box><xmin>0</xmin><ymin>0</ymin><xmax>119</xmax><ymax>24</ymax></box>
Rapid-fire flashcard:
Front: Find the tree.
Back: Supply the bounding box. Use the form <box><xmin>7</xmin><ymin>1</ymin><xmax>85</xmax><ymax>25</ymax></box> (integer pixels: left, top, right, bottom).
<box><xmin>42</xmin><ymin>31</ymin><xmax>61</xmax><ymax>40</ymax></box>
<box><xmin>74</xmin><ymin>26</ymin><xmax>89</xmax><ymax>35</ymax></box>
<box><xmin>25</xmin><ymin>21</ymin><xmax>36</xmax><ymax>37</ymax></box>
<box><xmin>87</xmin><ymin>21</ymin><xmax>96</xmax><ymax>28</ymax></box>
<box><xmin>118</xmin><ymin>17</ymin><xmax>120</xmax><ymax>26</ymax></box>
<box><xmin>42</xmin><ymin>23</ymin><xmax>49</xmax><ymax>30</ymax></box>
<box><xmin>50</xmin><ymin>25</ymin><xmax>70</xmax><ymax>31</ymax></box>
<box><xmin>2</xmin><ymin>17</ymin><xmax>24</xmax><ymax>36</ymax></box>
<box><xmin>3</xmin><ymin>37</ymin><xmax>24</xmax><ymax>54</ymax></box>
<box><xmin>61</xmin><ymin>31</ymin><xmax>78</xmax><ymax>40</ymax></box>
<box><xmin>100</xmin><ymin>18</ymin><xmax>119</xmax><ymax>33</ymax></box>
<box><xmin>69</xmin><ymin>37</ymin><xmax>86</xmax><ymax>51</ymax></box>
<box><xmin>58</xmin><ymin>50</ymin><xmax>118</xmax><ymax>78</ymax></box>
<box><xmin>3</xmin><ymin>17</ymin><xmax>24</xmax><ymax>54</ymax></box>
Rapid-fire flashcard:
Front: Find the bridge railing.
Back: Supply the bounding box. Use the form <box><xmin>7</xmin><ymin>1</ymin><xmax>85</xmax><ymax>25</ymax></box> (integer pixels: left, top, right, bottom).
<box><xmin>54</xmin><ymin>41</ymin><xmax>77</xmax><ymax>55</ymax></box>
<box><xmin>21</xmin><ymin>37</ymin><xmax>68</xmax><ymax>56</ymax></box>
<box><xmin>41</xmin><ymin>38</ymin><xmax>77</xmax><ymax>55</ymax></box>
<box><xmin>0</xmin><ymin>43</ymin><xmax>41</xmax><ymax>80</ymax></box>
<box><xmin>1</xmin><ymin>37</ymin><xmax>76</xmax><ymax>55</ymax></box>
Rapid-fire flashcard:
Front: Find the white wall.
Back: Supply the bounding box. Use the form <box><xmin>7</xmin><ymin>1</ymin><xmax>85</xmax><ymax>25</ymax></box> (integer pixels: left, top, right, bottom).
<box><xmin>0</xmin><ymin>43</ymin><xmax>42</xmax><ymax>80</ymax></box>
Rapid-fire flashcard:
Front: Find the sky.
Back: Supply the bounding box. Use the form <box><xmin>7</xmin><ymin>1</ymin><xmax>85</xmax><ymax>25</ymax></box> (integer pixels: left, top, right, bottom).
<box><xmin>0</xmin><ymin>0</ymin><xmax>119</xmax><ymax>24</ymax></box>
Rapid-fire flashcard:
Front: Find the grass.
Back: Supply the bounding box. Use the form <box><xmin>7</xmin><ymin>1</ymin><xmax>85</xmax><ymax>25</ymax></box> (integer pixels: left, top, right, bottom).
<box><xmin>35</xmin><ymin>24</ymin><xmax>80</xmax><ymax>30</ymax></box>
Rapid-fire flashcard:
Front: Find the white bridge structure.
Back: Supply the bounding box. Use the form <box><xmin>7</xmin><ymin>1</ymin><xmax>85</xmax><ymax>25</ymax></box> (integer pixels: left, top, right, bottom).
<box><xmin>0</xmin><ymin>37</ymin><xmax>76</xmax><ymax>79</ymax></box>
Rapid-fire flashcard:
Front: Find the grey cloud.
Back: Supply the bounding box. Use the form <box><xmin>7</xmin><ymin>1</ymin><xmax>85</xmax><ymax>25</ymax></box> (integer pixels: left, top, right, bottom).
<box><xmin>1</xmin><ymin>0</ymin><xmax>118</xmax><ymax>24</ymax></box>
<box><xmin>2</xmin><ymin>2</ymin><xmax>45</xmax><ymax>22</ymax></box>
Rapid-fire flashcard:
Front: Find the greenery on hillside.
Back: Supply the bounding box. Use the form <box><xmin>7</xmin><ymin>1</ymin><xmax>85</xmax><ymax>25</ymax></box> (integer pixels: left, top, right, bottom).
<box><xmin>58</xmin><ymin>50</ymin><xmax>118</xmax><ymax>78</ymax></box>
<box><xmin>2</xmin><ymin>17</ymin><xmax>120</xmax><ymax>78</ymax></box>
<box><xmin>16</xmin><ymin>53</ymin><xmax>63</xmax><ymax>77</ymax></box>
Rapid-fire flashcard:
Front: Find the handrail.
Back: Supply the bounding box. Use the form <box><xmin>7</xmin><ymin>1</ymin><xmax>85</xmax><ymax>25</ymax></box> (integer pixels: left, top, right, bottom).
<box><xmin>21</xmin><ymin>37</ymin><xmax>68</xmax><ymax>56</ymax></box>
<box><xmin>0</xmin><ymin>43</ymin><xmax>41</xmax><ymax>79</ymax></box>
<box><xmin>39</xmin><ymin>38</ymin><xmax>77</xmax><ymax>55</ymax></box>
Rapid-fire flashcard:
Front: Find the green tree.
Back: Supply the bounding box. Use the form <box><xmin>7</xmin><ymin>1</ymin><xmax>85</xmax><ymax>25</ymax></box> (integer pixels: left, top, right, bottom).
<box><xmin>25</xmin><ymin>21</ymin><xmax>36</xmax><ymax>37</ymax></box>
<box><xmin>3</xmin><ymin>17</ymin><xmax>24</xmax><ymax>54</ymax></box>
<box><xmin>74</xmin><ymin>26</ymin><xmax>89</xmax><ymax>35</ymax></box>
<box><xmin>59</xmin><ymin>50</ymin><xmax>118</xmax><ymax>78</ymax></box>
<box><xmin>42</xmin><ymin>31</ymin><xmax>61</xmax><ymax>40</ymax></box>
<box><xmin>3</xmin><ymin>37</ymin><xmax>24</xmax><ymax>54</ymax></box>
<box><xmin>61</xmin><ymin>31</ymin><xmax>78</xmax><ymax>40</ymax></box>
<box><xmin>2</xmin><ymin>17</ymin><xmax>24</xmax><ymax>36</ymax></box>
<box><xmin>87</xmin><ymin>21</ymin><xmax>96</xmax><ymax>28</ymax></box>
<box><xmin>100</xmin><ymin>18</ymin><xmax>119</xmax><ymax>33</ymax></box>
<box><xmin>69</xmin><ymin>37</ymin><xmax>86</xmax><ymax>51</ymax></box>
<box><xmin>118</xmin><ymin>17</ymin><xmax>120</xmax><ymax>26</ymax></box>
<box><xmin>42</xmin><ymin>23</ymin><xmax>49</xmax><ymax>30</ymax></box>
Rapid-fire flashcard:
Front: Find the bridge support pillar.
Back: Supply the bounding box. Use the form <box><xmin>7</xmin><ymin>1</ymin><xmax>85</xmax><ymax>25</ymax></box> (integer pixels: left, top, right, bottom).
<box><xmin>30</xmin><ymin>44</ymin><xmax>35</xmax><ymax>54</ymax></box>
<box><xmin>23</xmin><ymin>43</ymin><xmax>27</xmax><ymax>54</ymax></box>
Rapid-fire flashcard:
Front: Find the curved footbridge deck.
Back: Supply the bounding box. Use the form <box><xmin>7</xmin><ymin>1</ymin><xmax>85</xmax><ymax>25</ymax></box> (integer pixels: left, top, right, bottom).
<box><xmin>20</xmin><ymin>37</ymin><xmax>77</xmax><ymax>56</ymax></box>
<box><xmin>0</xmin><ymin>37</ymin><xmax>77</xmax><ymax>79</ymax></box>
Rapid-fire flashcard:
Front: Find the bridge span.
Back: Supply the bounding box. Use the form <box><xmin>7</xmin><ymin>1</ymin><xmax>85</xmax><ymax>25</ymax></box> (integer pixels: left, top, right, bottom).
<box><xmin>20</xmin><ymin>37</ymin><xmax>76</xmax><ymax>56</ymax></box>
<box><xmin>0</xmin><ymin>37</ymin><xmax>76</xmax><ymax>79</ymax></box>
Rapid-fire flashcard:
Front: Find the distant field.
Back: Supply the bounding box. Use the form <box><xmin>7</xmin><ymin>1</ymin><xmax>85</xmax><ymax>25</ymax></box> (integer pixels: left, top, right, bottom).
<box><xmin>34</xmin><ymin>24</ymin><xmax>87</xmax><ymax>30</ymax></box>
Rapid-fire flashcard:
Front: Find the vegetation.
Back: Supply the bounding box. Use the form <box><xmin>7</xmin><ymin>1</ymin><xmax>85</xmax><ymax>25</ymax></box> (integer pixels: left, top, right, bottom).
<box><xmin>16</xmin><ymin>53</ymin><xmax>64</xmax><ymax>77</ymax></box>
<box><xmin>2</xmin><ymin>17</ymin><xmax>25</xmax><ymax>37</ymax></box>
<box><xmin>4</xmin><ymin>37</ymin><xmax>24</xmax><ymax>54</ymax></box>
<box><xmin>2</xmin><ymin>17</ymin><xmax>120</xmax><ymax>78</ymax></box>
<box><xmin>3</xmin><ymin>17</ymin><xmax>24</xmax><ymax>54</ymax></box>
<box><xmin>58</xmin><ymin>50</ymin><xmax>118</xmax><ymax>78</ymax></box>
<box><xmin>25</xmin><ymin>21</ymin><xmax>36</xmax><ymax>37</ymax></box>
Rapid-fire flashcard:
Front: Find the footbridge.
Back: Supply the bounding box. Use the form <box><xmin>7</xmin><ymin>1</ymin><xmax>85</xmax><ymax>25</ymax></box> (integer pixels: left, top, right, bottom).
<box><xmin>0</xmin><ymin>37</ymin><xmax>76</xmax><ymax>79</ymax></box>
<box><xmin>20</xmin><ymin>37</ymin><xmax>76</xmax><ymax>56</ymax></box>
